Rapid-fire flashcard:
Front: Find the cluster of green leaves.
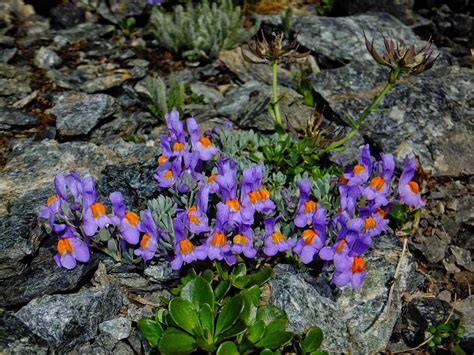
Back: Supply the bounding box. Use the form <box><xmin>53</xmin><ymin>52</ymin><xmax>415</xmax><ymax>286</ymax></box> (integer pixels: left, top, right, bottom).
<box><xmin>138</xmin><ymin>264</ymin><xmax>326</xmax><ymax>354</ymax></box>
<box><xmin>427</xmin><ymin>319</ymin><xmax>466</xmax><ymax>354</ymax></box>
<box><xmin>120</xmin><ymin>17</ymin><xmax>137</xmax><ymax>37</ymax></box>
<box><xmin>149</xmin><ymin>0</ymin><xmax>260</xmax><ymax>61</ymax></box>
<box><xmin>218</xmin><ymin>129</ymin><xmax>341</xmax><ymax>183</ymax></box>
<box><xmin>146</xmin><ymin>76</ymin><xmax>185</xmax><ymax>120</ymax></box>
<box><xmin>316</xmin><ymin>0</ymin><xmax>334</xmax><ymax>16</ymax></box>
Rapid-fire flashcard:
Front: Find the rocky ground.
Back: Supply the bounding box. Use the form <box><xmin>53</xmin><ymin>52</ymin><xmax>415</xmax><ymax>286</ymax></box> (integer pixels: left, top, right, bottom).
<box><xmin>0</xmin><ymin>0</ymin><xmax>473</xmax><ymax>354</ymax></box>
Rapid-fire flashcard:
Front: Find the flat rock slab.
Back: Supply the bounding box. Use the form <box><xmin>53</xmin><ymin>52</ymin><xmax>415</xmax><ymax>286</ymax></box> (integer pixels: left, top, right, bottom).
<box><xmin>269</xmin><ymin>234</ymin><xmax>421</xmax><ymax>353</ymax></box>
<box><xmin>293</xmin><ymin>13</ymin><xmax>426</xmax><ymax>64</ymax></box>
<box><xmin>51</xmin><ymin>93</ymin><xmax>119</xmax><ymax>136</ymax></box>
<box><xmin>310</xmin><ymin>64</ymin><xmax>474</xmax><ymax>176</ymax></box>
<box><xmin>12</xmin><ymin>286</ymin><xmax>121</xmax><ymax>350</ymax></box>
<box><xmin>0</xmin><ymin>107</ymin><xmax>37</xmax><ymax>131</ymax></box>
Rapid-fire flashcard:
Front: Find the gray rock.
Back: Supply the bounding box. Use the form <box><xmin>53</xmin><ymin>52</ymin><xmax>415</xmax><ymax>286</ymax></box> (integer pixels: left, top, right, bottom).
<box><xmin>0</xmin><ymin>47</ymin><xmax>17</xmax><ymax>63</ymax></box>
<box><xmin>190</xmin><ymin>82</ymin><xmax>224</xmax><ymax>104</ymax></box>
<box><xmin>0</xmin><ymin>107</ymin><xmax>37</xmax><ymax>130</ymax></box>
<box><xmin>34</xmin><ymin>47</ymin><xmax>62</xmax><ymax>70</ymax></box>
<box><xmin>310</xmin><ymin>63</ymin><xmax>474</xmax><ymax>176</ymax></box>
<box><xmin>99</xmin><ymin>317</ymin><xmax>132</xmax><ymax>341</ymax></box>
<box><xmin>55</xmin><ymin>23</ymin><xmax>115</xmax><ymax>42</ymax></box>
<box><xmin>218</xmin><ymin>80</ymin><xmax>313</xmax><ymax>131</ymax></box>
<box><xmin>294</xmin><ymin>13</ymin><xmax>426</xmax><ymax>65</ymax></box>
<box><xmin>454</xmin><ymin>296</ymin><xmax>474</xmax><ymax>350</ymax></box>
<box><xmin>144</xmin><ymin>262</ymin><xmax>180</xmax><ymax>283</ymax></box>
<box><xmin>336</xmin><ymin>0</ymin><xmax>415</xmax><ymax>22</ymax></box>
<box><xmin>98</xmin><ymin>0</ymin><xmax>147</xmax><ymax>24</ymax></box>
<box><xmin>51</xmin><ymin>93</ymin><xmax>119</xmax><ymax>136</ymax></box>
<box><xmin>0</xmin><ymin>63</ymin><xmax>31</xmax><ymax>97</ymax></box>
<box><xmin>50</xmin><ymin>2</ymin><xmax>86</xmax><ymax>29</ymax></box>
<box><xmin>13</xmin><ymin>286</ymin><xmax>122</xmax><ymax>350</ymax></box>
<box><xmin>268</xmin><ymin>233</ymin><xmax>420</xmax><ymax>353</ymax></box>
<box><xmin>402</xmin><ymin>297</ymin><xmax>451</xmax><ymax>345</ymax></box>
<box><xmin>450</xmin><ymin>246</ymin><xmax>474</xmax><ymax>272</ymax></box>
<box><xmin>0</xmin><ymin>247</ymin><xmax>99</xmax><ymax>307</ymax></box>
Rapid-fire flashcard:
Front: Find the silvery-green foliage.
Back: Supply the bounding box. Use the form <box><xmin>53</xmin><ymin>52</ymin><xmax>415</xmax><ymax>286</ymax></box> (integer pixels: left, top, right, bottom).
<box><xmin>147</xmin><ymin>196</ymin><xmax>176</xmax><ymax>248</ymax></box>
<box><xmin>311</xmin><ymin>174</ymin><xmax>337</xmax><ymax>211</ymax></box>
<box><xmin>146</xmin><ymin>76</ymin><xmax>185</xmax><ymax>120</ymax></box>
<box><xmin>149</xmin><ymin>0</ymin><xmax>260</xmax><ymax>61</ymax></box>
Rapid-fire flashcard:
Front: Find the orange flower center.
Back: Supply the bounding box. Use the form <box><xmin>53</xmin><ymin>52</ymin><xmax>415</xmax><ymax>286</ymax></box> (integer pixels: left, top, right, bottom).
<box><xmin>157</xmin><ymin>155</ymin><xmax>167</xmax><ymax>165</ymax></box>
<box><xmin>47</xmin><ymin>194</ymin><xmax>58</xmax><ymax>206</ymax></box>
<box><xmin>188</xmin><ymin>214</ymin><xmax>200</xmax><ymax>224</ymax></box>
<box><xmin>187</xmin><ymin>205</ymin><xmax>197</xmax><ymax>212</ymax></box>
<box><xmin>208</xmin><ymin>174</ymin><xmax>217</xmax><ymax>183</ymax></box>
<box><xmin>304</xmin><ymin>200</ymin><xmax>316</xmax><ymax>214</ymax></box>
<box><xmin>248</xmin><ymin>188</ymin><xmax>270</xmax><ymax>204</ymax></box>
<box><xmin>335</xmin><ymin>239</ymin><xmax>346</xmax><ymax>253</ymax></box>
<box><xmin>124</xmin><ymin>211</ymin><xmax>139</xmax><ymax>226</ymax></box>
<box><xmin>302</xmin><ymin>229</ymin><xmax>317</xmax><ymax>245</ymax></box>
<box><xmin>351</xmin><ymin>256</ymin><xmax>365</xmax><ymax>273</ymax></box>
<box><xmin>179</xmin><ymin>239</ymin><xmax>194</xmax><ymax>254</ymax></box>
<box><xmin>271</xmin><ymin>231</ymin><xmax>285</xmax><ymax>244</ymax></box>
<box><xmin>140</xmin><ymin>233</ymin><xmax>151</xmax><ymax>249</ymax></box>
<box><xmin>376</xmin><ymin>208</ymin><xmax>385</xmax><ymax>218</ymax></box>
<box><xmin>353</xmin><ymin>165</ymin><xmax>365</xmax><ymax>176</ymax></box>
<box><xmin>90</xmin><ymin>202</ymin><xmax>106</xmax><ymax>219</ymax></box>
<box><xmin>338</xmin><ymin>176</ymin><xmax>349</xmax><ymax>185</ymax></box>
<box><xmin>58</xmin><ymin>238</ymin><xmax>74</xmax><ymax>255</ymax></box>
<box><xmin>233</xmin><ymin>234</ymin><xmax>247</xmax><ymax>245</ymax></box>
<box><xmin>370</xmin><ymin>176</ymin><xmax>385</xmax><ymax>191</ymax></box>
<box><xmin>211</xmin><ymin>232</ymin><xmax>225</xmax><ymax>247</ymax></box>
<box><xmin>407</xmin><ymin>181</ymin><xmax>419</xmax><ymax>193</ymax></box>
<box><xmin>364</xmin><ymin>216</ymin><xmax>376</xmax><ymax>230</ymax></box>
<box><xmin>163</xmin><ymin>170</ymin><xmax>173</xmax><ymax>179</ymax></box>
<box><xmin>226</xmin><ymin>198</ymin><xmax>241</xmax><ymax>212</ymax></box>
<box><xmin>173</xmin><ymin>142</ymin><xmax>184</xmax><ymax>152</ymax></box>
<box><xmin>198</xmin><ymin>136</ymin><xmax>212</xmax><ymax>148</ymax></box>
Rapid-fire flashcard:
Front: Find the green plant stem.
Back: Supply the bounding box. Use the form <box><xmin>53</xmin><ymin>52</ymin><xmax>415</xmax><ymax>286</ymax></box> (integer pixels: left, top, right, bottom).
<box><xmin>318</xmin><ymin>68</ymin><xmax>400</xmax><ymax>155</ymax></box>
<box><xmin>271</xmin><ymin>61</ymin><xmax>284</xmax><ymax>133</ymax></box>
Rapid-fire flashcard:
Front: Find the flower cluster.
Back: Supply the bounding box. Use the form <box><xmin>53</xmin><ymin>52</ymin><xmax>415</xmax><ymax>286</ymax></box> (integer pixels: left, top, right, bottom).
<box><xmin>39</xmin><ymin>172</ymin><xmax>161</xmax><ymax>269</ymax></box>
<box><xmin>39</xmin><ymin>110</ymin><xmax>425</xmax><ymax>289</ymax></box>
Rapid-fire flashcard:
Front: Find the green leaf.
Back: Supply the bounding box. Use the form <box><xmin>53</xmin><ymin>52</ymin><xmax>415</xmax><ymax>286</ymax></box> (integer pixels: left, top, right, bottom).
<box><xmin>169</xmin><ymin>297</ymin><xmax>201</xmax><ymax>336</ymax></box>
<box><xmin>437</xmin><ymin>324</ymin><xmax>451</xmax><ymax>333</ymax></box>
<box><xmin>256</xmin><ymin>304</ymin><xmax>286</xmax><ymax>326</ymax></box>
<box><xmin>199</xmin><ymin>303</ymin><xmax>214</xmax><ymax>337</ymax></box>
<box><xmin>215</xmin><ymin>261</ymin><xmax>229</xmax><ymax>280</ymax></box>
<box><xmin>180</xmin><ymin>276</ymin><xmax>215</xmax><ymax>310</ymax></box>
<box><xmin>233</xmin><ymin>267</ymin><xmax>274</xmax><ymax>289</ymax></box>
<box><xmin>137</xmin><ymin>317</ymin><xmax>163</xmax><ymax>348</ymax></box>
<box><xmin>158</xmin><ymin>327</ymin><xmax>197</xmax><ymax>354</ymax></box>
<box><xmin>231</xmin><ymin>263</ymin><xmax>247</xmax><ymax>279</ymax></box>
<box><xmin>302</xmin><ymin>326</ymin><xmax>324</xmax><ymax>353</ymax></box>
<box><xmin>453</xmin><ymin>344</ymin><xmax>467</xmax><ymax>355</ymax></box>
<box><xmin>217</xmin><ymin>341</ymin><xmax>240</xmax><ymax>355</ymax></box>
<box><xmin>260</xmin><ymin>349</ymin><xmax>275</xmax><ymax>355</ymax></box>
<box><xmin>256</xmin><ymin>330</ymin><xmax>293</xmax><ymax>350</ymax></box>
<box><xmin>201</xmin><ymin>269</ymin><xmax>214</xmax><ymax>283</ymax></box>
<box><xmin>218</xmin><ymin>319</ymin><xmax>248</xmax><ymax>341</ymax></box>
<box><xmin>215</xmin><ymin>294</ymin><xmax>244</xmax><ymax>336</ymax></box>
<box><xmin>155</xmin><ymin>308</ymin><xmax>168</xmax><ymax>323</ymax></box>
<box><xmin>214</xmin><ymin>279</ymin><xmax>232</xmax><ymax>301</ymax></box>
<box><xmin>241</xmin><ymin>286</ymin><xmax>261</xmax><ymax>326</ymax></box>
<box><xmin>248</xmin><ymin>320</ymin><xmax>265</xmax><ymax>343</ymax></box>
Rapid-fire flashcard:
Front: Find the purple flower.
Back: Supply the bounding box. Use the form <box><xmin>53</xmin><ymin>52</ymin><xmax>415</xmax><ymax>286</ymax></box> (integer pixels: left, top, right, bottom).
<box><xmin>110</xmin><ymin>192</ymin><xmax>140</xmax><ymax>245</ymax></box>
<box><xmin>294</xmin><ymin>206</ymin><xmax>327</xmax><ymax>264</ymax></box>
<box><xmin>148</xmin><ymin>0</ymin><xmax>163</xmax><ymax>5</ymax></box>
<box><xmin>362</xmin><ymin>153</ymin><xmax>395</xmax><ymax>207</ymax></box>
<box><xmin>215</xmin><ymin>167</ymin><xmax>244</xmax><ymax>227</ymax></box>
<box><xmin>135</xmin><ymin>210</ymin><xmax>159</xmax><ymax>263</ymax></box>
<box><xmin>205</xmin><ymin>203</ymin><xmax>235</xmax><ymax>265</ymax></box>
<box><xmin>343</xmin><ymin>144</ymin><xmax>372</xmax><ymax>186</ymax></box>
<box><xmin>231</xmin><ymin>223</ymin><xmax>257</xmax><ymax>258</ymax></box>
<box><xmin>262</xmin><ymin>217</ymin><xmax>295</xmax><ymax>256</ymax></box>
<box><xmin>166</xmin><ymin>109</ymin><xmax>186</xmax><ymax>143</ymax></box>
<box><xmin>332</xmin><ymin>255</ymin><xmax>367</xmax><ymax>288</ymax></box>
<box><xmin>154</xmin><ymin>157</ymin><xmax>181</xmax><ymax>188</ymax></box>
<box><xmin>398</xmin><ymin>157</ymin><xmax>425</xmax><ymax>208</ymax></box>
<box><xmin>54</xmin><ymin>236</ymin><xmax>90</xmax><ymax>269</ymax></box>
<box><xmin>187</xmin><ymin>117</ymin><xmax>219</xmax><ymax>161</ymax></box>
<box><xmin>170</xmin><ymin>217</ymin><xmax>207</xmax><ymax>269</ymax></box>
<box><xmin>319</xmin><ymin>238</ymin><xmax>351</xmax><ymax>271</ymax></box>
<box><xmin>241</xmin><ymin>165</ymin><xmax>275</xmax><ymax>214</ymax></box>
<box><xmin>83</xmin><ymin>201</ymin><xmax>110</xmax><ymax>237</ymax></box>
<box><xmin>294</xmin><ymin>179</ymin><xmax>317</xmax><ymax>227</ymax></box>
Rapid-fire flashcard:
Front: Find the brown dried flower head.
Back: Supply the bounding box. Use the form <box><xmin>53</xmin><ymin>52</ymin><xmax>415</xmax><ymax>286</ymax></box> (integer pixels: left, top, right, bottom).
<box><xmin>364</xmin><ymin>32</ymin><xmax>438</xmax><ymax>75</ymax></box>
<box><xmin>242</xmin><ymin>30</ymin><xmax>309</xmax><ymax>64</ymax></box>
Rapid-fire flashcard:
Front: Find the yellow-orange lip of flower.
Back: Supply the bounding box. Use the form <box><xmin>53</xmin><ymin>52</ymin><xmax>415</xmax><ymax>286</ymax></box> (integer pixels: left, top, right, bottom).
<box><xmin>302</xmin><ymin>229</ymin><xmax>317</xmax><ymax>245</ymax></box>
<box><xmin>179</xmin><ymin>239</ymin><xmax>194</xmax><ymax>254</ymax></box>
<box><xmin>124</xmin><ymin>211</ymin><xmax>139</xmax><ymax>226</ymax></box>
<box><xmin>188</xmin><ymin>214</ymin><xmax>200</xmax><ymax>224</ymax></box>
<box><xmin>407</xmin><ymin>180</ymin><xmax>419</xmax><ymax>193</ymax></box>
<box><xmin>364</xmin><ymin>216</ymin><xmax>376</xmax><ymax>230</ymax></box>
<box><xmin>271</xmin><ymin>231</ymin><xmax>285</xmax><ymax>244</ymax></box>
<box><xmin>208</xmin><ymin>174</ymin><xmax>218</xmax><ymax>183</ymax></box>
<box><xmin>173</xmin><ymin>142</ymin><xmax>184</xmax><ymax>152</ymax></box>
<box><xmin>211</xmin><ymin>232</ymin><xmax>225</xmax><ymax>247</ymax></box>
<box><xmin>58</xmin><ymin>238</ymin><xmax>73</xmax><ymax>255</ymax></box>
<box><xmin>249</xmin><ymin>188</ymin><xmax>270</xmax><ymax>204</ymax></box>
<box><xmin>47</xmin><ymin>194</ymin><xmax>58</xmax><ymax>206</ymax></box>
<box><xmin>140</xmin><ymin>233</ymin><xmax>151</xmax><ymax>249</ymax></box>
<box><xmin>198</xmin><ymin>136</ymin><xmax>212</xmax><ymax>148</ymax></box>
<box><xmin>336</xmin><ymin>239</ymin><xmax>346</xmax><ymax>253</ymax></box>
<box><xmin>351</xmin><ymin>256</ymin><xmax>364</xmax><ymax>273</ymax></box>
<box><xmin>163</xmin><ymin>170</ymin><xmax>173</xmax><ymax>179</ymax></box>
<box><xmin>90</xmin><ymin>202</ymin><xmax>106</xmax><ymax>219</ymax></box>
<box><xmin>370</xmin><ymin>176</ymin><xmax>385</xmax><ymax>191</ymax></box>
<box><xmin>226</xmin><ymin>198</ymin><xmax>241</xmax><ymax>212</ymax></box>
<box><xmin>157</xmin><ymin>155</ymin><xmax>167</xmax><ymax>165</ymax></box>
<box><xmin>353</xmin><ymin>164</ymin><xmax>365</xmax><ymax>176</ymax></box>
<box><xmin>304</xmin><ymin>200</ymin><xmax>316</xmax><ymax>214</ymax></box>
<box><xmin>233</xmin><ymin>234</ymin><xmax>247</xmax><ymax>245</ymax></box>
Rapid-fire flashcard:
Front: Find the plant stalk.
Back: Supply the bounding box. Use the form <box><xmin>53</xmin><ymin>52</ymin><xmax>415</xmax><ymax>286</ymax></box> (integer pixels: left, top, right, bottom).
<box><xmin>271</xmin><ymin>61</ymin><xmax>284</xmax><ymax>133</ymax></box>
